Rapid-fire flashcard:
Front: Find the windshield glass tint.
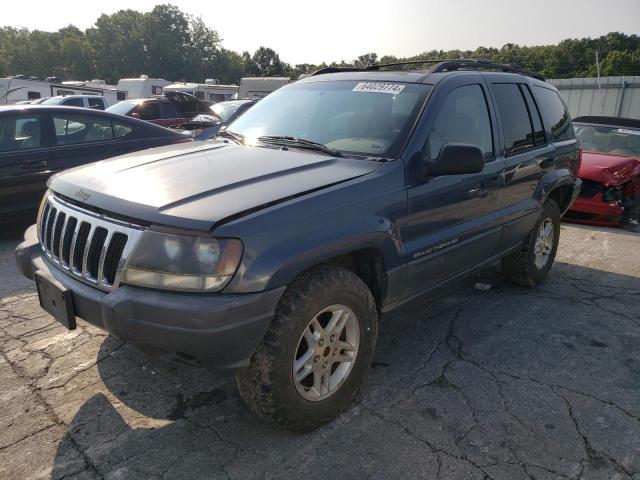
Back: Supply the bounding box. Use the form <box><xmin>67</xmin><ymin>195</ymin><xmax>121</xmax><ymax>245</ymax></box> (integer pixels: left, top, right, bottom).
<box><xmin>574</xmin><ymin>123</ymin><xmax>640</xmax><ymax>157</ymax></box>
<box><xmin>106</xmin><ymin>101</ymin><xmax>137</xmax><ymax>116</ymax></box>
<box><xmin>228</xmin><ymin>80</ymin><xmax>430</xmax><ymax>157</ymax></box>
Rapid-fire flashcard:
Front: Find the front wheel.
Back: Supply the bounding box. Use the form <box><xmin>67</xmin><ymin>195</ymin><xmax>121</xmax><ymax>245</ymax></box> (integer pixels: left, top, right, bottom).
<box><xmin>236</xmin><ymin>266</ymin><xmax>378</xmax><ymax>432</ymax></box>
<box><xmin>501</xmin><ymin>198</ymin><xmax>561</xmax><ymax>287</ymax></box>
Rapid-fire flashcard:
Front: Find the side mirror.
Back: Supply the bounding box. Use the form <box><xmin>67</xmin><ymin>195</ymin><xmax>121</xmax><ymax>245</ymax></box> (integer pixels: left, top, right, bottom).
<box><xmin>423</xmin><ymin>143</ymin><xmax>485</xmax><ymax>177</ymax></box>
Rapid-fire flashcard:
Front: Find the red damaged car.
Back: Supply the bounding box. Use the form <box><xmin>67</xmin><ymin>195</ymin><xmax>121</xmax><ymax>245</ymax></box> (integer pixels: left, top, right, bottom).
<box><xmin>564</xmin><ymin>116</ymin><xmax>640</xmax><ymax>227</ymax></box>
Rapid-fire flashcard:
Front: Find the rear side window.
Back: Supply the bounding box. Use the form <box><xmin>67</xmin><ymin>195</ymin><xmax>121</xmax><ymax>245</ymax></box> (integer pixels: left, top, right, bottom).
<box><xmin>133</xmin><ymin>102</ymin><xmax>161</xmax><ymax>120</ymax></box>
<box><xmin>62</xmin><ymin>98</ymin><xmax>84</xmax><ymax>107</ymax></box>
<box><xmin>113</xmin><ymin>121</ymin><xmax>134</xmax><ymax>138</ymax></box>
<box><xmin>426</xmin><ymin>84</ymin><xmax>493</xmax><ymax>161</ymax></box>
<box><xmin>492</xmin><ymin>84</ymin><xmax>536</xmax><ymax>156</ymax></box>
<box><xmin>87</xmin><ymin>97</ymin><xmax>105</xmax><ymax>110</ymax></box>
<box><xmin>53</xmin><ymin>114</ymin><xmax>114</xmax><ymax>145</ymax></box>
<box><xmin>160</xmin><ymin>102</ymin><xmax>180</xmax><ymax>118</ymax></box>
<box><xmin>521</xmin><ymin>85</ymin><xmax>545</xmax><ymax>146</ymax></box>
<box><xmin>0</xmin><ymin>116</ymin><xmax>43</xmax><ymax>152</ymax></box>
<box><xmin>533</xmin><ymin>86</ymin><xmax>574</xmax><ymax>142</ymax></box>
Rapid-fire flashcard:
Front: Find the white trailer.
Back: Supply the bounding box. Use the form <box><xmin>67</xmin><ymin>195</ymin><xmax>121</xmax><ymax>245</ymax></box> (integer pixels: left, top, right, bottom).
<box><xmin>116</xmin><ymin>75</ymin><xmax>171</xmax><ymax>99</ymax></box>
<box><xmin>0</xmin><ymin>76</ymin><xmax>127</xmax><ymax>105</ymax></box>
<box><xmin>238</xmin><ymin>77</ymin><xmax>290</xmax><ymax>99</ymax></box>
<box><xmin>163</xmin><ymin>80</ymin><xmax>239</xmax><ymax>103</ymax></box>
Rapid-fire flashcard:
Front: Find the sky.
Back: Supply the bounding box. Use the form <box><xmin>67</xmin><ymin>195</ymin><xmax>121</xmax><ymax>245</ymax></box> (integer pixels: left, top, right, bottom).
<box><xmin>3</xmin><ymin>0</ymin><xmax>639</xmax><ymax>65</ymax></box>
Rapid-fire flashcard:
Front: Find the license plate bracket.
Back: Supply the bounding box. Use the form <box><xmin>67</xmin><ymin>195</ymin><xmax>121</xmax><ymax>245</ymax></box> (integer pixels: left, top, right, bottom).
<box><xmin>35</xmin><ymin>270</ymin><xmax>76</xmax><ymax>330</ymax></box>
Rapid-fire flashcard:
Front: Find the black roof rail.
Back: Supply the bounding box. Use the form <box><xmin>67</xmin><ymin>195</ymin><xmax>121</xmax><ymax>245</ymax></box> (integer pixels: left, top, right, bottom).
<box><xmin>310</xmin><ymin>58</ymin><xmax>545</xmax><ymax>81</ymax></box>
<box><xmin>427</xmin><ymin>59</ymin><xmax>545</xmax><ymax>81</ymax></box>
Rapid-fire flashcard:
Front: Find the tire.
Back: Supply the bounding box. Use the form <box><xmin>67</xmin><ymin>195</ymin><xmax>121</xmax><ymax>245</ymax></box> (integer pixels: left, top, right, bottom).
<box><xmin>236</xmin><ymin>266</ymin><xmax>378</xmax><ymax>432</ymax></box>
<box><xmin>501</xmin><ymin>199</ymin><xmax>561</xmax><ymax>287</ymax></box>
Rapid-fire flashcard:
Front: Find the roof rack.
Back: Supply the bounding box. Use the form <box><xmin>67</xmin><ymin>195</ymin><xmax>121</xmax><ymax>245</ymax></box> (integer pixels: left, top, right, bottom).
<box><xmin>310</xmin><ymin>59</ymin><xmax>545</xmax><ymax>81</ymax></box>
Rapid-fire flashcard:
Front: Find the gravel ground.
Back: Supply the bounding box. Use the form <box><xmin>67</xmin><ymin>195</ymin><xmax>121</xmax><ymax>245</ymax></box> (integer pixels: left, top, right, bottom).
<box><xmin>0</xmin><ymin>222</ymin><xmax>638</xmax><ymax>480</ymax></box>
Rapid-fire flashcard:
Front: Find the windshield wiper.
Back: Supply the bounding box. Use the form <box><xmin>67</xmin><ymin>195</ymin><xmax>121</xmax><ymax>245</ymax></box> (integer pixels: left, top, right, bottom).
<box><xmin>216</xmin><ymin>129</ymin><xmax>245</xmax><ymax>145</ymax></box>
<box><xmin>258</xmin><ymin>135</ymin><xmax>343</xmax><ymax>157</ymax></box>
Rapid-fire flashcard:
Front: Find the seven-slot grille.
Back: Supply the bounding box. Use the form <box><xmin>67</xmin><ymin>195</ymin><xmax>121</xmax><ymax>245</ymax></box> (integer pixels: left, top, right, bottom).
<box><xmin>38</xmin><ymin>193</ymin><xmax>143</xmax><ymax>292</ymax></box>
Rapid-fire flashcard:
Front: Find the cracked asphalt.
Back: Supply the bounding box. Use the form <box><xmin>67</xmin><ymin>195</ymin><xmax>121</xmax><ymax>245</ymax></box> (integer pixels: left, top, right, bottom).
<box><xmin>1</xmin><ymin>221</ymin><xmax>639</xmax><ymax>480</ymax></box>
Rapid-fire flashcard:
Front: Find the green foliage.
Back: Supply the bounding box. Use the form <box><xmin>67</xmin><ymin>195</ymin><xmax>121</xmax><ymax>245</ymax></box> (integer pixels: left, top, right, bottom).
<box><xmin>0</xmin><ymin>5</ymin><xmax>638</xmax><ymax>84</ymax></box>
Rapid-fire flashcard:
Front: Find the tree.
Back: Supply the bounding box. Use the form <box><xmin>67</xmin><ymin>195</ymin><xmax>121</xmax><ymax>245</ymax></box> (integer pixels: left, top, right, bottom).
<box><xmin>252</xmin><ymin>47</ymin><xmax>288</xmax><ymax>76</ymax></box>
<box><xmin>354</xmin><ymin>53</ymin><xmax>377</xmax><ymax>68</ymax></box>
<box><xmin>87</xmin><ymin>9</ymin><xmax>148</xmax><ymax>83</ymax></box>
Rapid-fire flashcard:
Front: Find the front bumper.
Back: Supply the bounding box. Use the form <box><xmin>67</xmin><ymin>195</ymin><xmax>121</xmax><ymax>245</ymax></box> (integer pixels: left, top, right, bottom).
<box><xmin>565</xmin><ymin>193</ymin><xmax>625</xmax><ymax>227</ymax></box>
<box><xmin>15</xmin><ymin>225</ymin><xmax>285</xmax><ymax>370</ymax></box>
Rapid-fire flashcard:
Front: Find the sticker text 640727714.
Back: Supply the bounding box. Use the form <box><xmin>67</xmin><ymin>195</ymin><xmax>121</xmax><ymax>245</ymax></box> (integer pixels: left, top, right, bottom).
<box><xmin>353</xmin><ymin>82</ymin><xmax>406</xmax><ymax>95</ymax></box>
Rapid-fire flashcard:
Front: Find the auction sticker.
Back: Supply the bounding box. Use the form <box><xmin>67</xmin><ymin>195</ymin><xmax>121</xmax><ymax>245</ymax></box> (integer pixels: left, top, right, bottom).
<box><xmin>353</xmin><ymin>82</ymin><xmax>405</xmax><ymax>94</ymax></box>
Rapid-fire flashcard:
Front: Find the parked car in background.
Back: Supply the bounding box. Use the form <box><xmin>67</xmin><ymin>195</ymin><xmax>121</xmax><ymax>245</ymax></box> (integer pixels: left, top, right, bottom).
<box><xmin>15</xmin><ymin>60</ymin><xmax>580</xmax><ymax>431</ymax></box>
<box><xmin>565</xmin><ymin>116</ymin><xmax>640</xmax><ymax>226</ymax></box>
<box><xmin>210</xmin><ymin>99</ymin><xmax>258</xmax><ymax>124</ymax></box>
<box><xmin>42</xmin><ymin>95</ymin><xmax>110</xmax><ymax>110</ymax></box>
<box><xmin>0</xmin><ymin>105</ymin><xmax>191</xmax><ymax>223</ymax></box>
<box><xmin>175</xmin><ymin>100</ymin><xmax>258</xmax><ymax>140</ymax></box>
<box><xmin>106</xmin><ymin>91</ymin><xmax>216</xmax><ymax>128</ymax></box>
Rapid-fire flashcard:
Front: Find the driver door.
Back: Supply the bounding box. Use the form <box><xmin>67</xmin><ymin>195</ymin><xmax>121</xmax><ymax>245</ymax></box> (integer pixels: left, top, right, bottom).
<box><xmin>401</xmin><ymin>81</ymin><xmax>504</xmax><ymax>297</ymax></box>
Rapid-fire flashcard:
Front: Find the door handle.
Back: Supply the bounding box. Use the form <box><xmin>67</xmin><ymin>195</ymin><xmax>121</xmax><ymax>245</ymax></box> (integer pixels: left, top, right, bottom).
<box><xmin>21</xmin><ymin>159</ymin><xmax>46</xmax><ymax>169</ymax></box>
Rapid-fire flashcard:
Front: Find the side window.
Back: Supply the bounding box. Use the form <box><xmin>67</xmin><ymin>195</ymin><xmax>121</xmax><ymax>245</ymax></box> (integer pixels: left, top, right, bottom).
<box><xmin>87</xmin><ymin>97</ymin><xmax>105</xmax><ymax>110</ymax></box>
<box><xmin>133</xmin><ymin>102</ymin><xmax>161</xmax><ymax>120</ymax></box>
<box><xmin>492</xmin><ymin>84</ymin><xmax>535</xmax><ymax>155</ymax></box>
<box><xmin>0</xmin><ymin>116</ymin><xmax>43</xmax><ymax>152</ymax></box>
<box><xmin>63</xmin><ymin>97</ymin><xmax>84</xmax><ymax>108</ymax></box>
<box><xmin>533</xmin><ymin>86</ymin><xmax>574</xmax><ymax>142</ymax></box>
<box><xmin>27</xmin><ymin>91</ymin><xmax>41</xmax><ymax>100</ymax></box>
<box><xmin>116</xmin><ymin>91</ymin><xmax>127</xmax><ymax>101</ymax></box>
<box><xmin>53</xmin><ymin>114</ymin><xmax>114</xmax><ymax>146</ymax></box>
<box><xmin>160</xmin><ymin>102</ymin><xmax>179</xmax><ymax>118</ymax></box>
<box><xmin>426</xmin><ymin>84</ymin><xmax>493</xmax><ymax>161</ymax></box>
<box><xmin>520</xmin><ymin>85</ymin><xmax>546</xmax><ymax>146</ymax></box>
<box><xmin>151</xmin><ymin>86</ymin><xmax>163</xmax><ymax>96</ymax></box>
<box><xmin>113</xmin><ymin>121</ymin><xmax>134</xmax><ymax>138</ymax></box>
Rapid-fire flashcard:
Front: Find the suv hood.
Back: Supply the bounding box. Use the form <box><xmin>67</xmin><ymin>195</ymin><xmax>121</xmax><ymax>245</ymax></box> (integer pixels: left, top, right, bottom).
<box><xmin>49</xmin><ymin>142</ymin><xmax>380</xmax><ymax>230</ymax></box>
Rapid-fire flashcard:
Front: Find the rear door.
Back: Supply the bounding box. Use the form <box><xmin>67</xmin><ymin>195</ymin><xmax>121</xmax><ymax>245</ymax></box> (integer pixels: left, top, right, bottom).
<box><xmin>402</xmin><ymin>76</ymin><xmax>504</xmax><ymax>296</ymax></box>
<box><xmin>487</xmin><ymin>81</ymin><xmax>555</xmax><ymax>250</ymax></box>
<box><xmin>48</xmin><ymin>112</ymin><xmax>144</xmax><ymax>173</ymax></box>
<box><xmin>0</xmin><ymin>113</ymin><xmax>51</xmax><ymax>221</ymax></box>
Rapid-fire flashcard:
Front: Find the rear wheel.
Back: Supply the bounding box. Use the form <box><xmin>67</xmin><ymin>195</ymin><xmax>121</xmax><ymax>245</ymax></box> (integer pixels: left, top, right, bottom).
<box><xmin>502</xmin><ymin>199</ymin><xmax>561</xmax><ymax>287</ymax></box>
<box><xmin>236</xmin><ymin>266</ymin><xmax>378</xmax><ymax>432</ymax></box>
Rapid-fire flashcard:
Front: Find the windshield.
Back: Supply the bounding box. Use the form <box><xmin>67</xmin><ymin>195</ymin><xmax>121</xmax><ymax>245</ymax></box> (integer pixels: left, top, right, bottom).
<box><xmin>228</xmin><ymin>80</ymin><xmax>431</xmax><ymax>157</ymax></box>
<box><xmin>106</xmin><ymin>101</ymin><xmax>137</xmax><ymax>116</ymax></box>
<box><xmin>575</xmin><ymin>123</ymin><xmax>640</xmax><ymax>157</ymax></box>
<box><xmin>211</xmin><ymin>101</ymin><xmax>249</xmax><ymax>122</ymax></box>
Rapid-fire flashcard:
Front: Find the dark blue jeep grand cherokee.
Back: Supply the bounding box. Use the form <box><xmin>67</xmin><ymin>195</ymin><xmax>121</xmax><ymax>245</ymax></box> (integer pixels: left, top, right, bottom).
<box><xmin>16</xmin><ymin>60</ymin><xmax>581</xmax><ymax>431</ymax></box>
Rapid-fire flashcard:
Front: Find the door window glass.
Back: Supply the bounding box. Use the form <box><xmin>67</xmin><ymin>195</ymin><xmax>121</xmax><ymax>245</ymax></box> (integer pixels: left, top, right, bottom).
<box><xmin>87</xmin><ymin>97</ymin><xmax>105</xmax><ymax>110</ymax></box>
<box><xmin>62</xmin><ymin>97</ymin><xmax>84</xmax><ymax>107</ymax></box>
<box><xmin>492</xmin><ymin>84</ymin><xmax>535</xmax><ymax>155</ymax></box>
<box><xmin>521</xmin><ymin>85</ymin><xmax>546</xmax><ymax>146</ymax></box>
<box><xmin>426</xmin><ymin>84</ymin><xmax>493</xmax><ymax>160</ymax></box>
<box><xmin>132</xmin><ymin>102</ymin><xmax>161</xmax><ymax>120</ymax></box>
<box><xmin>533</xmin><ymin>86</ymin><xmax>574</xmax><ymax>141</ymax></box>
<box><xmin>53</xmin><ymin>114</ymin><xmax>114</xmax><ymax>145</ymax></box>
<box><xmin>113</xmin><ymin>121</ymin><xmax>134</xmax><ymax>138</ymax></box>
<box><xmin>0</xmin><ymin>116</ymin><xmax>42</xmax><ymax>152</ymax></box>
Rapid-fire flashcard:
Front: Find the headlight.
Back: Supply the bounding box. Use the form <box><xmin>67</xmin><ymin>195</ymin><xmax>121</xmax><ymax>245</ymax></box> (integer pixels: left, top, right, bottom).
<box><xmin>122</xmin><ymin>230</ymin><xmax>243</xmax><ymax>292</ymax></box>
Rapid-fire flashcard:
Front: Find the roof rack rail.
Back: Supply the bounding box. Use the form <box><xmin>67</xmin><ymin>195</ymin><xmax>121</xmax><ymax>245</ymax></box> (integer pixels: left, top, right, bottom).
<box><xmin>310</xmin><ymin>58</ymin><xmax>545</xmax><ymax>81</ymax></box>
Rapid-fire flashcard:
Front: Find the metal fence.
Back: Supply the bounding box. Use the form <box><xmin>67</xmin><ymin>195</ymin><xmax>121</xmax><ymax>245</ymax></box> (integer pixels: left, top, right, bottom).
<box><xmin>547</xmin><ymin>76</ymin><xmax>640</xmax><ymax>119</ymax></box>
